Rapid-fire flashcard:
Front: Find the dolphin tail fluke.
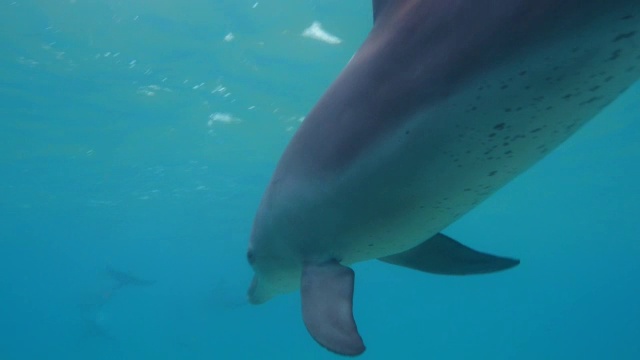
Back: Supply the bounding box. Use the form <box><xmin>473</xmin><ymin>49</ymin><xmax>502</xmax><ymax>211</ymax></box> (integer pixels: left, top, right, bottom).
<box><xmin>301</xmin><ymin>260</ymin><xmax>365</xmax><ymax>356</ymax></box>
<box><xmin>379</xmin><ymin>233</ymin><xmax>520</xmax><ymax>275</ymax></box>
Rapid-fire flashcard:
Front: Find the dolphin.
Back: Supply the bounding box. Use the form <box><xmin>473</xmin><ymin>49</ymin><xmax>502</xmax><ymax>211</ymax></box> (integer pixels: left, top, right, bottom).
<box><xmin>247</xmin><ymin>0</ymin><xmax>640</xmax><ymax>356</ymax></box>
<box><xmin>106</xmin><ymin>266</ymin><xmax>154</xmax><ymax>290</ymax></box>
<box><xmin>77</xmin><ymin>267</ymin><xmax>154</xmax><ymax>314</ymax></box>
<box><xmin>79</xmin><ymin>311</ymin><xmax>116</xmax><ymax>342</ymax></box>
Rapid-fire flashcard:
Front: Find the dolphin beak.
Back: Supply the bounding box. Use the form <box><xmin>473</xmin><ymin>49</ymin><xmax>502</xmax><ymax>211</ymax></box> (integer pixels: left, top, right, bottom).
<box><xmin>247</xmin><ymin>275</ymin><xmax>271</xmax><ymax>304</ymax></box>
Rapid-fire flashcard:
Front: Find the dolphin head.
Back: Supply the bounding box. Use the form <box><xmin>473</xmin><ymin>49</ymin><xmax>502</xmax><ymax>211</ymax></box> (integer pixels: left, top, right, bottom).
<box><xmin>246</xmin><ymin>212</ymin><xmax>301</xmax><ymax>304</ymax></box>
<box><xmin>245</xmin><ymin>241</ymin><xmax>271</xmax><ymax>304</ymax></box>
<box><xmin>246</xmin><ymin>248</ymin><xmax>300</xmax><ymax>305</ymax></box>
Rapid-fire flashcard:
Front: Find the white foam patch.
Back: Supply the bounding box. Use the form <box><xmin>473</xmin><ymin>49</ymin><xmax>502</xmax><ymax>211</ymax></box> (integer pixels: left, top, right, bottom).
<box><xmin>224</xmin><ymin>33</ymin><xmax>234</xmax><ymax>42</ymax></box>
<box><xmin>208</xmin><ymin>112</ymin><xmax>240</xmax><ymax>125</ymax></box>
<box><xmin>302</xmin><ymin>21</ymin><xmax>342</xmax><ymax>45</ymax></box>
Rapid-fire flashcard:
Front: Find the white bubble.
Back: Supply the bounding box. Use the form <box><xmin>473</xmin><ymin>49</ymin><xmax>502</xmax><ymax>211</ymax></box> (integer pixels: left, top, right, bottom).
<box><xmin>208</xmin><ymin>112</ymin><xmax>240</xmax><ymax>125</ymax></box>
<box><xmin>302</xmin><ymin>22</ymin><xmax>342</xmax><ymax>45</ymax></box>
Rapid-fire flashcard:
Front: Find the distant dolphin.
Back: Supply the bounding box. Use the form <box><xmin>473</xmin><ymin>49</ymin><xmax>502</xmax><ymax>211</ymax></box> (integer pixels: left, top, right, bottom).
<box><xmin>247</xmin><ymin>0</ymin><xmax>640</xmax><ymax>356</ymax></box>
<box><xmin>107</xmin><ymin>266</ymin><xmax>154</xmax><ymax>290</ymax></box>
<box><xmin>79</xmin><ymin>311</ymin><xmax>116</xmax><ymax>342</ymax></box>
<box><xmin>77</xmin><ymin>267</ymin><xmax>154</xmax><ymax>313</ymax></box>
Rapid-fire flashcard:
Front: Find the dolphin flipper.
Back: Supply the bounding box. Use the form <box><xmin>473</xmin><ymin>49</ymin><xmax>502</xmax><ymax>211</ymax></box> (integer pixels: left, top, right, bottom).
<box><xmin>301</xmin><ymin>260</ymin><xmax>365</xmax><ymax>356</ymax></box>
<box><xmin>379</xmin><ymin>233</ymin><xmax>520</xmax><ymax>275</ymax></box>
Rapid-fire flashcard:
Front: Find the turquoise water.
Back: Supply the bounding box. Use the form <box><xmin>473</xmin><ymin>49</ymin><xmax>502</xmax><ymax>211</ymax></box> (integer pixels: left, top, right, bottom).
<box><xmin>1</xmin><ymin>1</ymin><xmax>639</xmax><ymax>359</ymax></box>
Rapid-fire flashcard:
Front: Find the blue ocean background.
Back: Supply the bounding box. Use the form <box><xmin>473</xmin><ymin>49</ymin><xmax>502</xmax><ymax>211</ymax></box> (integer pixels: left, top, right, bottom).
<box><xmin>1</xmin><ymin>1</ymin><xmax>638</xmax><ymax>359</ymax></box>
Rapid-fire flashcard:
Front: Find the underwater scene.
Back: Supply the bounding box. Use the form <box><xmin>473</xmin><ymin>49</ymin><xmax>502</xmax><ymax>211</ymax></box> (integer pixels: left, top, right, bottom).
<box><xmin>0</xmin><ymin>1</ymin><xmax>639</xmax><ymax>359</ymax></box>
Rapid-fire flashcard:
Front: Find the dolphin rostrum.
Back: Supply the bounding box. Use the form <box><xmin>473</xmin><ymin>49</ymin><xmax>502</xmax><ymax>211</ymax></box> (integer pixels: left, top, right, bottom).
<box><xmin>246</xmin><ymin>0</ymin><xmax>640</xmax><ymax>355</ymax></box>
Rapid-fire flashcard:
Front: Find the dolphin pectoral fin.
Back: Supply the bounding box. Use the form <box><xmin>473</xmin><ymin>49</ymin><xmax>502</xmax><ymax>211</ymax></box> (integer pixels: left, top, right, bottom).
<box><xmin>379</xmin><ymin>233</ymin><xmax>520</xmax><ymax>275</ymax></box>
<box><xmin>301</xmin><ymin>260</ymin><xmax>365</xmax><ymax>356</ymax></box>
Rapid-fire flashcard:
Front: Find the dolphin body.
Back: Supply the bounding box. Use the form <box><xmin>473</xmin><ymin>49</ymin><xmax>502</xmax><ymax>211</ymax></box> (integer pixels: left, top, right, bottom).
<box><xmin>247</xmin><ymin>0</ymin><xmax>640</xmax><ymax>355</ymax></box>
<box><xmin>107</xmin><ymin>267</ymin><xmax>155</xmax><ymax>290</ymax></box>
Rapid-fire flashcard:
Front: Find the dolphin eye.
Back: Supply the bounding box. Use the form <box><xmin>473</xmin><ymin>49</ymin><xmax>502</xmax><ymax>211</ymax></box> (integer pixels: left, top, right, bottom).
<box><xmin>247</xmin><ymin>250</ymin><xmax>255</xmax><ymax>264</ymax></box>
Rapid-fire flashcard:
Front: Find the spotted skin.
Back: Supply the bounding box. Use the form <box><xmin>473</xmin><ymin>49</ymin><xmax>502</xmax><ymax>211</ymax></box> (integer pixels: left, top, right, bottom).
<box><xmin>247</xmin><ymin>0</ymin><xmax>640</xmax><ymax>305</ymax></box>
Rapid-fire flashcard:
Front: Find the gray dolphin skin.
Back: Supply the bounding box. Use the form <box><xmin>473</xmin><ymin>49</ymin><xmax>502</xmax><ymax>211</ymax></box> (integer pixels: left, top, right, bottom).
<box><xmin>247</xmin><ymin>0</ymin><xmax>640</xmax><ymax>356</ymax></box>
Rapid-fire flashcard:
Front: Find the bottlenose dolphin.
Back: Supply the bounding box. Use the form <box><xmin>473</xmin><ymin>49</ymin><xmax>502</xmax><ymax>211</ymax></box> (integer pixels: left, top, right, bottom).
<box><xmin>247</xmin><ymin>0</ymin><xmax>640</xmax><ymax>355</ymax></box>
<box><xmin>79</xmin><ymin>311</ymin><xmax>116</xmax><ymax>342</ymax></box>
<box><xmin>106</xmin><ymin>266</ymin><xmax>154</xmax><ymax>290</ymax></box>
<box><xmin>77</xmin><ymin>267</ymin><xmax>154</xmax><ymax>314</ymax></box>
